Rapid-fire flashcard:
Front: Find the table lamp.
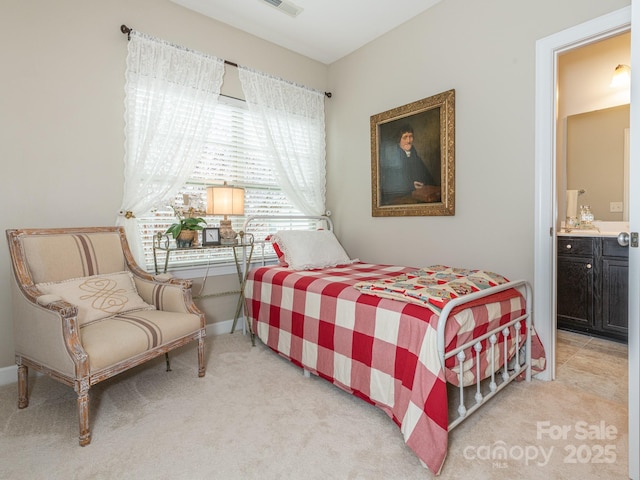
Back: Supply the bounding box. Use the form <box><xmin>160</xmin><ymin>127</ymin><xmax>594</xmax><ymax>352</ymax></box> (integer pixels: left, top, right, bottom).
<box><xmin>206</xmin><ymin>182</ymin><xmax>245</xmax><ymax>244</ymax></box>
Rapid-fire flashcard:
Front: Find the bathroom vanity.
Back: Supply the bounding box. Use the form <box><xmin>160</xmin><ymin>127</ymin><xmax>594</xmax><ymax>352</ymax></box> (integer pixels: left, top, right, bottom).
<box><xmin>557</xmin><ymin>229</ymin><xmax>628</xmax><ymax>342</ymax></box>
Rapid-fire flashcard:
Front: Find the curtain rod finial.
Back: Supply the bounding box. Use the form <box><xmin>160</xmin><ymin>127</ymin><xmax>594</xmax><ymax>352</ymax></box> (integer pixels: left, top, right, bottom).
<box><xmin>120</xmin><ymin>24</ymin><xmax>131</xmax><ymax>39</ymax></box>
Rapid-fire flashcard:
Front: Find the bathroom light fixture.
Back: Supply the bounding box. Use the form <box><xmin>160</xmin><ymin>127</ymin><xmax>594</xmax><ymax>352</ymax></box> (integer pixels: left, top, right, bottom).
<box><xmin>610</xmin><ymin>64</ymin><xmax>631</xmax><ymax>88</ymax></box>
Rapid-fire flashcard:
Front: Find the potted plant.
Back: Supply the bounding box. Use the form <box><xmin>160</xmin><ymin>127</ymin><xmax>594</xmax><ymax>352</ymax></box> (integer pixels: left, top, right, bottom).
<box><xmin>166</xmin><ymin>208</ymin><xmax>207</xmax><ymax>248</ymax></box>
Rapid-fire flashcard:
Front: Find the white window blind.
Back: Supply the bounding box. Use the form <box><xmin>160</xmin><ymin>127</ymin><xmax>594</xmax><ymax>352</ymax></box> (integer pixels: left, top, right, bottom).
<box><xmin>136</xmin><ymin>95</ymin><xmax>308</xmax><ymax>271</ymax></box>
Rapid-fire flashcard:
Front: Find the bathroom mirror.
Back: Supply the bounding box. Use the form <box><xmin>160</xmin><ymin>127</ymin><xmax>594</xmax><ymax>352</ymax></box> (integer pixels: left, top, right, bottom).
<box><xmin>566</xmin><ymin>104</ymin><xmax>629</xmax><ymax>221</ymax></box>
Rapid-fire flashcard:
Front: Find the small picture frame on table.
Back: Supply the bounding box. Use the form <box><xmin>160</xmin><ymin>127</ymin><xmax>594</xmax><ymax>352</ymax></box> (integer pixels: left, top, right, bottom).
<box><xmin>202</xmin><ymin>227</ymin><xmax>220</xmax><ymax>246</ymax></box>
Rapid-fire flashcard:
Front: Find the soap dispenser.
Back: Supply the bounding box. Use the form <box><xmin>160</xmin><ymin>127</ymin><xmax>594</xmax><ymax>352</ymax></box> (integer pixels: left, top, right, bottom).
<box><xmin>582</xmin><ymin>205</ymin><xmax>593</xmax><ymax>225</ymax></box>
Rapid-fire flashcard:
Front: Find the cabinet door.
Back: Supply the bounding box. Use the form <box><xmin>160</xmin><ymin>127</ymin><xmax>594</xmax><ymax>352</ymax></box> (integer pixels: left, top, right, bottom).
<box><xmin>601</xmin><ymin>257</ymin><xmax>628</xmax><ymax>338</ymax></box>
<box><xmin>557</xmin><ymin>255</ymin><xmax>594</xmax><ymax>330</ymax></box>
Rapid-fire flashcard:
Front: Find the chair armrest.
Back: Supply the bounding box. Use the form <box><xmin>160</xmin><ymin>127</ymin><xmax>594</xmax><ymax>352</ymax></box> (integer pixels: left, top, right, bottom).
<box><xmin>132</xmin><ymin>274</ymin><xmax>202</xmax><ymax>317</ymax></box>
<box><xmin>36</xmin><ymin>294</ymin><xmax>78</xmax><ymax>316</ymax></box>
<box><xmin>12</xmin><ymin>284</ymin><xmax>86</xmax><ymax>378</ymax></box>
<box><xmin>153</xmin><ymin>273</ymin><xmax>175</xmax><ymax>283</ymax></box>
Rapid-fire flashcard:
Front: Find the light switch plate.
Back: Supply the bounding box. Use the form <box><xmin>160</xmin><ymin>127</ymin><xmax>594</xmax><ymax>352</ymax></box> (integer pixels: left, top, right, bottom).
<box><xmin>610</xmin><ymin>202</ymin><xmax>623</xmax><ymax>212</ymax></box>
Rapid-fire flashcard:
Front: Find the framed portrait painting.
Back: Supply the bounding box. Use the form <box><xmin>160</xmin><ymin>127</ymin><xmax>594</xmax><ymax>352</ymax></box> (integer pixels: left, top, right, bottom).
<box><xmin>370</xmin><ymin>89</ymin><xmax>455</xmax><ymax>217</ymax></box>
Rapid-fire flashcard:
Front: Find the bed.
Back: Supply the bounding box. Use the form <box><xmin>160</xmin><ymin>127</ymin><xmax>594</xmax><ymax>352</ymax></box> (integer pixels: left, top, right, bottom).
<box><xmin>242</xmin><ymin>215</ymin><xmax>545</xmax><ymax>475</ymax></box>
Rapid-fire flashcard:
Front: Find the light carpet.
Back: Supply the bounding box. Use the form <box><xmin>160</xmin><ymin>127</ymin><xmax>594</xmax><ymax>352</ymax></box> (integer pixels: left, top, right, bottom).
<box><xmin>0</xmin><ymin>331</ymin><xmax>628</xmax><ymax>479</ymax></box>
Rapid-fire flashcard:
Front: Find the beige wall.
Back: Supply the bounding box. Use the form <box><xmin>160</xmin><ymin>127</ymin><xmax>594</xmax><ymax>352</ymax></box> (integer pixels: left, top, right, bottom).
<box><xmin>325</xmin><ymin>0</ymin><xmax>629</xmax><ymax>277</ymax></box>
<box><xmin>0</xmin><ymin>0</ymin><xmax>631</xmax><ymax>370</ymax></box>
<box><xmin>0</xmin><ymin>0</ymin><xmax>328</xmax><ymax>369</ymax></box>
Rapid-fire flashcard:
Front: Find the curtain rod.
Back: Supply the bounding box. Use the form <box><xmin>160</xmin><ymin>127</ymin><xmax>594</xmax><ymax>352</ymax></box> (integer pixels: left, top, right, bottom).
<box><xmin>120</xmin><ymin>24</ymin><xmax>332</xmax><ymax>98</ymax></box>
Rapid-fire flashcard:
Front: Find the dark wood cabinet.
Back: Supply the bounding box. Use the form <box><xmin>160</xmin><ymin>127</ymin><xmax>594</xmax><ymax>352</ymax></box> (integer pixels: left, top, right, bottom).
<box><xmin>600</xmin><ymin>238</ymin><xmax>628</xmax><ymax>338</ymax></box>
<box><xmin>557</xmin><ymin>236</ymin><xmax>628</xmax><ymax>342</ymax></box>
<box><xmin>557</xmin><ymin>236</ymin><xmax>598</xmax><ymax>333</ymax></box>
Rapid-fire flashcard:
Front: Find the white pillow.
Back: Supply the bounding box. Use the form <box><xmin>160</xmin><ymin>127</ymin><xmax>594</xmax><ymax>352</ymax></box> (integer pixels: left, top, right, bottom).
<box><xmin>271</xmin><ymin>230</ymin><xmax>355</xmax><ymax>270</ymax></box>
<box><xmin>36</xmin><ymin>271</ymin><xmax>154</xmax><ymax>325</ymax></box>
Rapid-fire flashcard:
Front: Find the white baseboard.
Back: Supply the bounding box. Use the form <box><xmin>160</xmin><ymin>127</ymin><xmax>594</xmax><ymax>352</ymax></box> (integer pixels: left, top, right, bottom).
<box><xmin>0</xmin><ymin>319</ymin><xmax>245</xmax><ymax>387</ymax></box>
<box><xmin>207</xmin><ymin>318</ymin><xmax>247</xmax><ymax>336</ymax></box>
<box><xmin>0</xmin><ymin>364</ymin><xmax>17</xmax><ymax>387</ymax></box>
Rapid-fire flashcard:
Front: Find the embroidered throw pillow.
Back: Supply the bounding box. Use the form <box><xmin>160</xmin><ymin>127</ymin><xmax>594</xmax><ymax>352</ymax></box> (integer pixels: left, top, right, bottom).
<box><xmin>36</xmin><ymin>271</ymin><xmax>154</xmax><ymax>326</ymax></box>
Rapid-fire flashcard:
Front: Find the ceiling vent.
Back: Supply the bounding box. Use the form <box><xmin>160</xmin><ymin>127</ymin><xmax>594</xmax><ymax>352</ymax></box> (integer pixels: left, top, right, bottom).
<box><xmin>260</xmin><ymin>0</ymin><xmax>303</xmax><ymax>18</ymax></box>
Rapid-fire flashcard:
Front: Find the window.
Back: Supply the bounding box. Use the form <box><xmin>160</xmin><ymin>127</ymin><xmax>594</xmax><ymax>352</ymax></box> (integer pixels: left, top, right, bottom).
<box><xmin>137</xmin><ymin>95</ymin><xmax>307</xmax><ymax>271</ymax></box>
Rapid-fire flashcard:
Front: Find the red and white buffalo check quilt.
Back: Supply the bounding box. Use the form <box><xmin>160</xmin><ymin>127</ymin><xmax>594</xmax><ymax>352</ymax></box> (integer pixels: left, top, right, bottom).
<box><xmin>245</xmin><ymin>262</ymin><xmax>543</xmax><ymax>475</ymax></box>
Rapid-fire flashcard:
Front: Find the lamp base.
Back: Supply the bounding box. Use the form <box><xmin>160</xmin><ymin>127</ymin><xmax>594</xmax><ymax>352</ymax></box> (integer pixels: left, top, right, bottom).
<box><xmin>219</xmin><ymin>219</ymin><xmax>237</xmax><ymax>245</ymax></box>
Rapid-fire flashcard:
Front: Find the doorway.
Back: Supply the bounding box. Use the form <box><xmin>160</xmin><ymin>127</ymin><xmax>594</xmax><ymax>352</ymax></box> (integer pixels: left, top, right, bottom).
<box><xmin>534</xmin><ymin>5</ymin><xmax>638</xmax><ymax>479</ymax></box>
<box><xmin>534</xmin><ymin>6</ymin><xmax>630</xmax><ymax>380</ymax></box>
<box><xmin>556</xmin><ymin>34</ymin><xmax>630</xmax><ymax>341</ymax></box>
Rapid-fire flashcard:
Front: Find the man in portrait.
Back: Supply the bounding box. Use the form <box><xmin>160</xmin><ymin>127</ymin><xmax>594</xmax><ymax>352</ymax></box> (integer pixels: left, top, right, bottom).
<box><xmin>379</xmin><ymin>118</ymin><xmax>440</xmax><ymax>205</ymax></box>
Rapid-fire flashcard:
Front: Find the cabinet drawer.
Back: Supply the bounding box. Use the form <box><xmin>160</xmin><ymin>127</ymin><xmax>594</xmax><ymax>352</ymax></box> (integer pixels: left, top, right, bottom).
<box><xmin>602</xmin><ymin>237</ymin><xmax>629</xmax><ymax>258</ymax></box>
<box><xmin>557</xmin><ymin>237</ymin><xmax>594</xmax><ymax>256</ymax></box>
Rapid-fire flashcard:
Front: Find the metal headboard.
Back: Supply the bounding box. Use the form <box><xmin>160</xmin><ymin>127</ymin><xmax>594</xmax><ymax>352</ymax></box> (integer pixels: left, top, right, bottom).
<box><xmin>242</xmin><ymin>215</ymin><xmax>334</xmax><ymax>234</ymax></box>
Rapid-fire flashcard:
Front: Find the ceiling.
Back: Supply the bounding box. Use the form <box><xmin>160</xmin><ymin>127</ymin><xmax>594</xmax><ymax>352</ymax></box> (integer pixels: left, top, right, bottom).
<box><xmin>170</xmin><ymin>0</ymin><xmax>442</xmax><ymax>64</ymax></box>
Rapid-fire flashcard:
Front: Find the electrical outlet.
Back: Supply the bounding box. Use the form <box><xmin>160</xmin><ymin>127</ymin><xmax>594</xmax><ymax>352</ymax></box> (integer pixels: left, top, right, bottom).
<box><xmin>610</xmin><ymin>202</ymin><xmax>623</xmax><ymax>212</ymax></box>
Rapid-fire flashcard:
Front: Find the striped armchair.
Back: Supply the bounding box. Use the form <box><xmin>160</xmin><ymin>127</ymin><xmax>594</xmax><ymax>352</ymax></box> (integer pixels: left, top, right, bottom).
<box><xmin>6</xmin><ymin>226</ymin><xmax>206</xmax><ymax>446</ymax></box>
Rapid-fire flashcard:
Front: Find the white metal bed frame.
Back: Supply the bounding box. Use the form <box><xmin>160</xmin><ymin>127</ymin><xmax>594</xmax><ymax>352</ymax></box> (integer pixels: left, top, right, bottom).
<box><xmin>241</xmin><ymin>214</ymin><xmax>533</xmax><ymax>430</ymax></box>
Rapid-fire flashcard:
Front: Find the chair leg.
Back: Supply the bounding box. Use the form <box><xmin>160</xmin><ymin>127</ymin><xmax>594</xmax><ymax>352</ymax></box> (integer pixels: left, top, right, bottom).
<box><xmin>165</xmin><ymin>352</ymin><xmax>171</xmax><ymax>372</ymax></box>
<box><xmin>17</xmin><ymin>364</ymin><xmax>28</xmax><ymax>409</ymax></box>
<box><xmin>76</xmin><ymin>383</ymin><xmax>91</xmax><ymax>446</ymax></box>
<box><xmin>198</xmin><ymin>335</ymin><xmax>205</xmax><ymax>377</ymax></box>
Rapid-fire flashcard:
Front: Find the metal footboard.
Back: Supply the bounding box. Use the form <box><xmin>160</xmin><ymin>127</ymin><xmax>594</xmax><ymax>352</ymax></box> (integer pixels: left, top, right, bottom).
<box><xmin>436</xmin><ymin>280</ymin><xmax>533</xmax><ymax>430</ymax></box>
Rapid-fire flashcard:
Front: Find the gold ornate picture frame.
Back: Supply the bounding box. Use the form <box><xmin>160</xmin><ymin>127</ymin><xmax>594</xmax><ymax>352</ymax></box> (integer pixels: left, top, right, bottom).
<box><xmin>370</xmin><ymin>89</ymin><xmax>455</xmax><ymax>217</ymax></box>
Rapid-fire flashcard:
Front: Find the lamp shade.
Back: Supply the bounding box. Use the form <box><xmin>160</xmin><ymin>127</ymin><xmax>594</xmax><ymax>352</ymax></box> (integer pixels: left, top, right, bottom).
<box><xmin>206</xmin><ymin>185</ymin><xmax>245</xmax><ymax>216</ymax></box>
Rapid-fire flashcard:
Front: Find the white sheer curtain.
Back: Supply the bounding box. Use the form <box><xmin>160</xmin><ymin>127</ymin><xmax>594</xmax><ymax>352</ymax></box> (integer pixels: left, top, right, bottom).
<box><xmin>238</xmin><ymin>67</ymin><xmax>326</xmax><ymax>215</ymax></box>
<box><xmin>117</xmin><ymin>31</ymin><xmax>225</xmax><ymax>265</ymax></box>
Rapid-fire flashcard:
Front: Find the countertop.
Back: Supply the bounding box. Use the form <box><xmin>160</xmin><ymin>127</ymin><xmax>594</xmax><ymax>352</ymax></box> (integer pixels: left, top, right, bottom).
<box><xmin>557</xmin><ymin>221</ymin><xmax>628</xmax><ymax>238</ymax></box>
